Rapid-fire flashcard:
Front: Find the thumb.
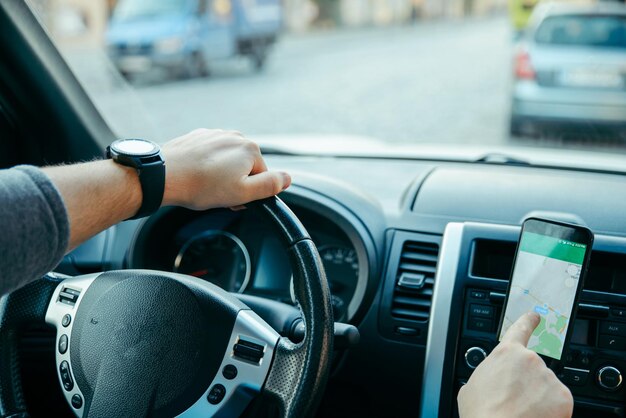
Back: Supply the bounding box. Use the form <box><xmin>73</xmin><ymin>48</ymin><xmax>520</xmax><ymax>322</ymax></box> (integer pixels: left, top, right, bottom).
<box><xmin>501</xmin><ymin>311</ymin><xmax>541</xmax><ymax>346</ymax></box>
<box><xmin>243</xmin><ymin>171</ymin><xmax>291</xmax><ymax>202</ymax></box>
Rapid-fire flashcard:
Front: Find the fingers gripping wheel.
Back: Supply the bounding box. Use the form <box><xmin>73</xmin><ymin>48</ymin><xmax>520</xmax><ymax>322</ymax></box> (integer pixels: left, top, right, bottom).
<box><xmin>0</xmin><ymin>196</ymin><xmax>334</xmax><ymax>418</ymax></box>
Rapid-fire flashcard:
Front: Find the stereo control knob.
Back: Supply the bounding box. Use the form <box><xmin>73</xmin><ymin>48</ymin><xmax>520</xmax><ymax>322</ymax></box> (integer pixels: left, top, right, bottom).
<box><xmin>465</xmin><ymin>347</ymin><xmax>487</xmax><ymax>369</ymax></box>
<box><xmin>597</xmin><ymin>366</ymin><xmax>622</xmax><ymax>391</ymax></box>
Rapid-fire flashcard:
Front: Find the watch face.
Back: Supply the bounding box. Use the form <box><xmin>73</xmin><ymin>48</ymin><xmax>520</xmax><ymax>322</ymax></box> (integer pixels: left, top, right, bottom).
<box><xmin>111</xmin><ymin>139</ymin><xmax>159</xmax><ymax>156</ymax></box>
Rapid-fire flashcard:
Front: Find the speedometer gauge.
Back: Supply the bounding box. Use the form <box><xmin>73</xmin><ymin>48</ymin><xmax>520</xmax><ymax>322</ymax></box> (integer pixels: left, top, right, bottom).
<box><xmin>174</xmin><ymin>230</ymin><xmax>251</xmax><ymax>293</ymax></box>
<box><xmin>318</xmin><ymin>245</ymin><xmax>359</xmax><ymax>321</ymax></box>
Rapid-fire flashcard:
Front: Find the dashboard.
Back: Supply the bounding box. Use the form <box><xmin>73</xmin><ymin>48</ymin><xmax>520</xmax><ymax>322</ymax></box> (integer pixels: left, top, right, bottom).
<box><xmin>57</xmin><ymin>155</ymin><xmax>626</xmax><ymax>418</ymax></box>
<box><xmin>127</xmin><ymin>196</ymin><xmax>373</xmax><ymax>323</ymax></box>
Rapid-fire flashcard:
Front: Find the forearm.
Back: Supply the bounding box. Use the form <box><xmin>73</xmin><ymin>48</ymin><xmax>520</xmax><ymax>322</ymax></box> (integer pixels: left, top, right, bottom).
<box><xmin>43</xmin><ymin>159</ymin><xmax>142</xmax><ymax>251</ymax></box>
<box><xmin>43</xmin><ymin>129</ymin><xmax>290</xmax><ymax>254</ymax></box>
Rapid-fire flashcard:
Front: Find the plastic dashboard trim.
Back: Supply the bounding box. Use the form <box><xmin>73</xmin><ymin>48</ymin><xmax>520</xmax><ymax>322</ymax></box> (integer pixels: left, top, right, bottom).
<box><xmin>279</xmin><ymin>186</ymin><xmax>379</xmax><ymax>323</ymax></box>
<box><xmin>421</xmin><ymin>221</ymin><xmax>626</xmax><ymax>417</ymax></box>
<box><xmin>420</xmin><ymin>222</ymin><xmax>464</xmax><ymax>418</ymax></box>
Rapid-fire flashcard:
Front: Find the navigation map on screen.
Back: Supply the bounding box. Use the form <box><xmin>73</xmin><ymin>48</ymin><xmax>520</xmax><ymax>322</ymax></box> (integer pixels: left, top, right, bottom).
<box><xmin>499</xmin><ymin>231</ymin><xmax>587</xmax><ymax>360</ymax></box>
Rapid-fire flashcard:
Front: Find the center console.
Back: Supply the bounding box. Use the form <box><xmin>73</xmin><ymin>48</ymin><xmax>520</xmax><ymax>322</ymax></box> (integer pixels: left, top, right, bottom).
<box><xmin>420</xmin><ymin>222</ymin><xmax>626</xmax><ymax>418</ymax></box>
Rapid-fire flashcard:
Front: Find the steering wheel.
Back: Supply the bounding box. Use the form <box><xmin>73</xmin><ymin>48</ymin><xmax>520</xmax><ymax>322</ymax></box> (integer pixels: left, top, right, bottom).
<box><xmin>0</xmin><ymin>197</ymin><xmax>334</xmax><ymax>418</ymax></box>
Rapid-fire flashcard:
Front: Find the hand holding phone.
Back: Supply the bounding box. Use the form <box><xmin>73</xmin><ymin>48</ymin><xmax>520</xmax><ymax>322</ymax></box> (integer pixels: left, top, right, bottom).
<box><xmin>459</xmin><ymin>312</ymin><xmax>574</xmax><ymax>418</ymax></box>
<box><xmin>498</xmin><ymin>218</ymin><xmax>594</xmax><ymax>361</ymax></box>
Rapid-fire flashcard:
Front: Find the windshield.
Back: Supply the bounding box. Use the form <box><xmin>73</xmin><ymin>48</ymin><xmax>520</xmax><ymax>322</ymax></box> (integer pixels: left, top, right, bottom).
<box><xmin>112</xmin><ymin>0</ymin><xmax>188</xmax><ymax>21</ymax></box>
<box><xmin>535</xmin><ymin>14</ymin><xmax>626</xmax><ymax>48</ymax></box>
<box><xmin>28</xmin><ymin>0</ymin><xmax>626</xmax><ymax>157</ymax></box>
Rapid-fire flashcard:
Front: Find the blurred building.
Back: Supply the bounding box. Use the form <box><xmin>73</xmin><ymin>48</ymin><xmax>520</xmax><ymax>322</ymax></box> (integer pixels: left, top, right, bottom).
<box><xmin>30</xmin><ymin>0</ymin><xmax>109</xmax><ymax>47</ymax></box>
<box><xmin>322</xmin><ymin>0</ymin><xmax>507</xmax><ymax>27</ymax></box>
<box><xmin>29</xmin><ymin>0</ymin><xmax>612</xmax><ymax>38</ymax></box>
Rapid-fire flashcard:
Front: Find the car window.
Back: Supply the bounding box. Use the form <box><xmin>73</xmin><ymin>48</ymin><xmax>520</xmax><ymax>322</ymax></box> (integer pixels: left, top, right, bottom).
<box><xmin>26</xmin><ymin>0</ymin><xmax>626</xmax><ymax>154</ymax></box>
<box><xmin>113</xmin><ymin>0</ymin><xmax>191</xmax><ymax>21</ymax></box>
<box><xmin>535</xmin><ymin>14</ymin><xmax>626</xmax><ymax>49</ymax></box>
<box><xmin>113</xmin><ymin>0</ymin><xmax>187</xmax><ymax>20</ymax></box>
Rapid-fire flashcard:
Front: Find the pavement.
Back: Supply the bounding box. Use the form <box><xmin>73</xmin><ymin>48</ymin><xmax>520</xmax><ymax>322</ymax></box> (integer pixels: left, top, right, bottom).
<box><xmin>63</xmin><ymin>15</ymin><xmax>624</xmax><ymax>150</ymax></box>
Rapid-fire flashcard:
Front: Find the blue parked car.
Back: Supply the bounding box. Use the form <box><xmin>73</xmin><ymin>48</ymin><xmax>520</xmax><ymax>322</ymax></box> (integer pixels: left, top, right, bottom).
<box><xmin>106</xmin><ymin>0</ymin><xmax>282</xmax><ymax>79</ymax></box>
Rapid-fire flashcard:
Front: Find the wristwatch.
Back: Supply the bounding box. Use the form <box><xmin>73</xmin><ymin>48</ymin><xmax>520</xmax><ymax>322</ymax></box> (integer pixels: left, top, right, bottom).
<box><xmin>106</xmin><ymin>138</ymin><xmax>165</xmax><ymax>220</ymax></box>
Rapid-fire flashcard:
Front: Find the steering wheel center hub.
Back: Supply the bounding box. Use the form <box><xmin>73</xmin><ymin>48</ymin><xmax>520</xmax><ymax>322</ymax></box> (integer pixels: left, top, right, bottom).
<box><xmin>69</xmin><ymin>271</ymin><xmax>240</xmax><ymax>416</ymax></box>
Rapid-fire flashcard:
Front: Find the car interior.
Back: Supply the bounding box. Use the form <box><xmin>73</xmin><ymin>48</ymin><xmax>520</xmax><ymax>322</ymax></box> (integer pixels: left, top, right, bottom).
<box><xmin>1</xmin><ymin>0</ymin><xmax>626</xmax><ymax>417</ymax></box>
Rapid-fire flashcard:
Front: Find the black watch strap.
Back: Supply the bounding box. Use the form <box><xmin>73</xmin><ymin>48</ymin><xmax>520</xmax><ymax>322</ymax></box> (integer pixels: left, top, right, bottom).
<box><xmin>106</xmin><ymin>139</ymin><xmax>166</xmax><ymax>220</ymax></box>
<box><xmin>130</xmin><ymin>160</ymin><xmax>166</xmax><ymax>220</ymax></box>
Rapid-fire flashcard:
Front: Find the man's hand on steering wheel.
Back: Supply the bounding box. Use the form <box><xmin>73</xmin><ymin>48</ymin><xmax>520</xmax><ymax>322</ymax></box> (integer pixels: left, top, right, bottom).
<box><xmin>44</xmin><ymin>129</ymin><xmax>291</xmax><ymax>250</ymax></box>
<box><xmin>161</xmin><ymin>129</ymin><xmax>291</xmax><ymax>210</ymax></box>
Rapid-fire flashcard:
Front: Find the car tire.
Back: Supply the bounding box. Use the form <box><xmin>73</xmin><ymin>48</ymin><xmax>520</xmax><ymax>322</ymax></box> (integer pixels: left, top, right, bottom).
<box><xmin>509</xmin><ymin>116</ymin><xmax>523</xmax><ymax>137</ymax></box>
<box><xmin>177</xmin><ymin>52</ymin><xmax>209</xmax><ymax>80</ymax></box>
<box><xmin>193</xmin><ymin>51</ymin><xmax>210</xmax><ymax>78</ymax></box>
<box><xmin>119</xmin><ymin>70</ymin><xmax>132</xmax><ymax>82</ymax></box>
<box><xmin>250</xmin><ymin>44</ymin><xmax>269</xmax><ymax>72</ymax></box>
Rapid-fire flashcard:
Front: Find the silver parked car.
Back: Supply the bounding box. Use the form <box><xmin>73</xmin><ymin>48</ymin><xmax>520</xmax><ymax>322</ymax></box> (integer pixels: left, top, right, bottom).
<box><xmin>510</xmin><ymin>2</ymin><xmax>626</xmax><ymax>138</ymax></box>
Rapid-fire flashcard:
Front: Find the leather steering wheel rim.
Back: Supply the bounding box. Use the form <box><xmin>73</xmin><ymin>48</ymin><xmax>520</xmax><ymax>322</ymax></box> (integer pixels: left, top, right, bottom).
<box><xmin>0</xmin><ymin>196</ymin><xmax>334</xmax><ymax>418</ymax></box>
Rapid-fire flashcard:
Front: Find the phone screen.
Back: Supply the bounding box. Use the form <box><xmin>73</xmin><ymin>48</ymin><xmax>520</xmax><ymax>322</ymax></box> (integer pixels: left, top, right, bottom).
<box><xmin>498</xmin><ymin>219</ymin><xmax>592</xmax><ymax>360</ymax></box>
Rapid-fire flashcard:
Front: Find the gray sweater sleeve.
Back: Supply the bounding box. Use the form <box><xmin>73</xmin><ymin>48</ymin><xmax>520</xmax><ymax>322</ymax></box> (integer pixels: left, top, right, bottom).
<box><xmin>0</xmin><ymin>165</ymin><xmax>69</xmax><ymax>294</ymax></box>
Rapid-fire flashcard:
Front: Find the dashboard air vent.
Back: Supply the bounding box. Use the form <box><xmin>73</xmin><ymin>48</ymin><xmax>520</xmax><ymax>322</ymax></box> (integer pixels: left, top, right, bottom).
<box><xmin>391</xmin><ymin>241</ymin><xmax>439</xmax><ymax>322</ymax></box>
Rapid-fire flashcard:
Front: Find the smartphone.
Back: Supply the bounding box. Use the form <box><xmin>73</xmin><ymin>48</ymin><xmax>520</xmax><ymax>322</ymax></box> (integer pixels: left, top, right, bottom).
<box><xmin>497</xmin><ymin>218</ymin><xmax>594</xmax><ymax>361</ymax></box>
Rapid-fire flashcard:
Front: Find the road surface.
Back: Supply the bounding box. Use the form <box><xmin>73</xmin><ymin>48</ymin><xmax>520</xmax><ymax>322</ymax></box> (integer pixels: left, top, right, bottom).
<box><xmin>68</xmin><ymin>15</ymin><xmax>516</xmax><ymax>146</ymax></box>
<box><xmin>66</xmin><ymin>16</ymin><xmax>625</xmax><ymax>152</ymax></box>
<box><xmin>66</xmin><ymin>15</ymin><xmax>624</xmax><ymax>150</ymax></box>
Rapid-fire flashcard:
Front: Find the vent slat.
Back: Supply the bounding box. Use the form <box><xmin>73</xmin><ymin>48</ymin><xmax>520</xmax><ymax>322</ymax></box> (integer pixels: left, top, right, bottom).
<box><xmin>398</xmin><ymin>262</ymin><xmax>436</xmax><ymax>274</ymax></box>
<box><xmin>393</xmin><ymin>296</ymin><xmax>432</xmax><ymax>307</ymax></box>
<box><xmin>404</xmin><ymin>242</ymin><xmax>439</xmax><ymax>254</ymax></box>
<box><xmin>391</xmin><ymin>240</ymin><xmax>439</xmax><ymax>323</ymax></box>
<box><xmin>391</xmin><ymin>308</ymin><xmax>431</xmax><ymax>321</ymax></box>
<box><xmin>401</xmin><ymin>252</ymin><xmax>438</xmax><ymax>264</ymax></box>
<box><xmin>395</xmin><ymin>288</ymin><xmax>434</xmax><ymax>298</ymax></box>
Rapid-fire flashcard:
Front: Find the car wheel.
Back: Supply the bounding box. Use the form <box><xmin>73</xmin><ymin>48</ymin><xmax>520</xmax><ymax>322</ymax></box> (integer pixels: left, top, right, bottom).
<box><xmin>119</xmin><ymin>70</ymin><xmax>133</xmax><ymax>83</ymax></box>
<box><xmin>510</xmin><ymin>116</ymin><xmax>540</xmax><ymax>138</ymax></box>
<box><xmin>192</xmin><ymin>51</ymin><xmax>210</xmax><ymax>78</ymax></box>
<box><xmin>176</xmin><ymin>52</ymin><xmax>209</xmax><ymax>80</ymax></box>
<box><xmin>250</xmin><ymin>45</ymin><xmax>268</xmax><ymax>72</ymax></box>
<box><xmin>509</xmin><ymin>116</ymin><xmax>523</xmax><ymax>137</ymax></box>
